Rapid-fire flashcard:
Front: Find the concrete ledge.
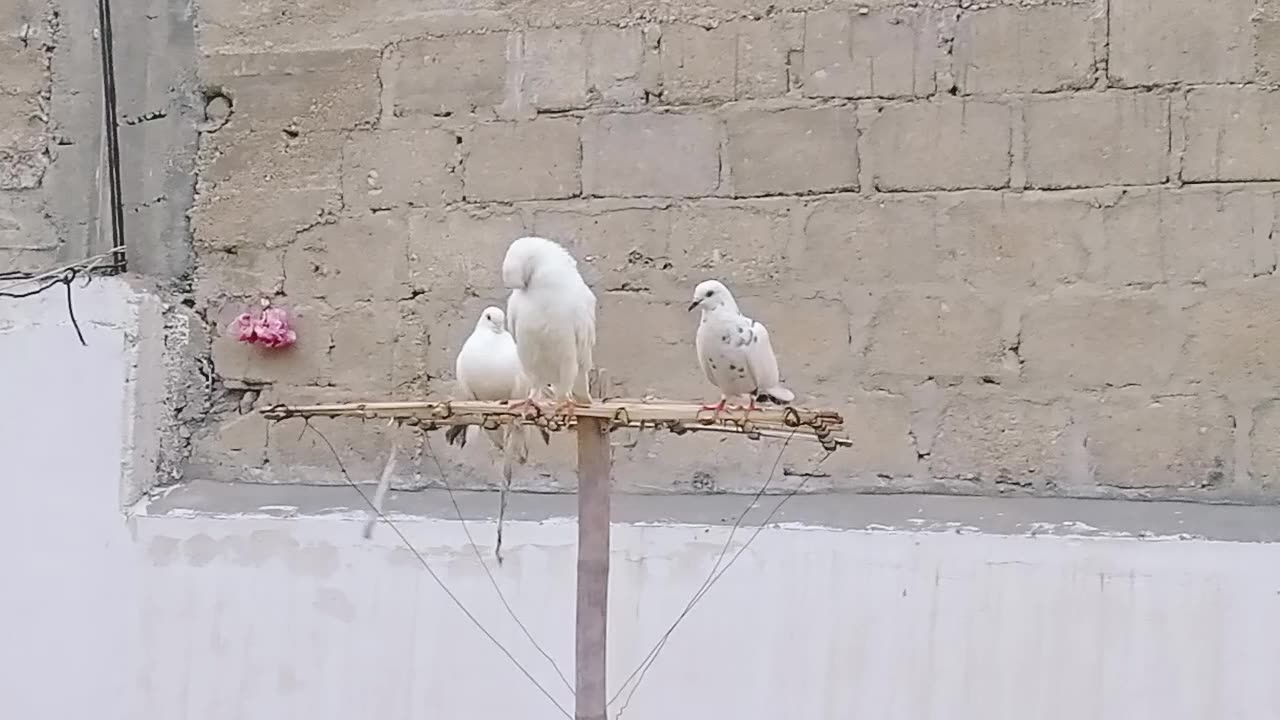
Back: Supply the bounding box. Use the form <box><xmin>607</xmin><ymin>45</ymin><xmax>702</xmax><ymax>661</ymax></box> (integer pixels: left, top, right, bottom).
<box><xmin>145</xmin><ymin>479</ymin><xmax>1280</xmax><ymax>543</ymax></box>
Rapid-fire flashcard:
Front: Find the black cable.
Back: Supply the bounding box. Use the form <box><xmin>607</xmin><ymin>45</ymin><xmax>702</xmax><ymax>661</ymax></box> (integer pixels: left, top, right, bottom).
<box><xmin>612</xmin><ymin>443</ymin><xmax>837</xmax><ymax>716</ymax></box>
<box><xmin>607</xmin><ymin>431</ymin><xmax>796</xmax><ymax>706</ymax></box>
<box><xmin>303</xmin><ymin>420</ymin><xmax>573</xmax><ymax>719</ymax></box>
<box><xmin>0</xmin><ymin>269</ymin><xmax>87</xmax><ymax>346</ymax></box>
<box><xmin>421</xmin><ymin>433</ymin><xmax>576</xmax><ymax>695</ymax></box>
<box><xmin>96</xmin><ymin>0</ymin><xmax>126</xmax><ymax>270</ymax></box>
<box><xmin>0</xmin><ymin>276</ymin><xmax>62</xmax><ymax>298</ymax></box>
<box><xmin>63</xmin><ymin>275</ymin><xmax>86</xmax><ymax>346</ymax></box>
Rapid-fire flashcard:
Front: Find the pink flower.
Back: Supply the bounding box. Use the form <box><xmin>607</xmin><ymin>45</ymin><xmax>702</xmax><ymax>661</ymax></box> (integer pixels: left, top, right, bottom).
<box><xmin>228</xmin><ymin>302</ymin><xmax>297</xmax><ymax>350</ymax></box>
<box><xmin>255</xmin><ymin>307</ymin><xmax>297</xmax><ymax>348</ymax></box>
<box><xmin>229</xmin><ymin>312</ymin><xmax>257</xmax><ymax>342</ymax></box>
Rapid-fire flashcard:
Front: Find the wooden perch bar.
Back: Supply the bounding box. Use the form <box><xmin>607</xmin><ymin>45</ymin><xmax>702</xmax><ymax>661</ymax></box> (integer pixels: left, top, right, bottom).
<box><xmin>258</xmin><ymin>398</ymin><xmax>851</xmax><ymax>450</ymax></box>
<box><xmin>258</xmin><ymin>385</ymin><xmax>852</xmax><ymax>720</ymax></box>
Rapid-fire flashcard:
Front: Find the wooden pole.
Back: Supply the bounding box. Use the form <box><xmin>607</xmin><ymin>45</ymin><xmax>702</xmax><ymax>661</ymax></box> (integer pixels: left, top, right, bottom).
<box><xmin>575</xmin><ymin>372</ymin><xmax>611</xmax><ymax>720</ymax></box>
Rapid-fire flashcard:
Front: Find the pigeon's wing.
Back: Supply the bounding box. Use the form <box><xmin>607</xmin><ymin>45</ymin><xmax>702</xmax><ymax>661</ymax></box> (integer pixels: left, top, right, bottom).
<box><xmin>694</xmin><ymin>321</ymin><xmax>718</xmax><ymax>387</ymax></box>
<box><xmin>455</xmin><ymin>330</ymin><xmax>485</xmax><ymax>400</ymax></box>
<box><xmin>455</xmin><ymin>363</ymin><xmax>475</xmax><ymax>401</ymax></box>
<box><xmin>730</xmin><ymin>315</ymin><xmax>763</xmax><ymax>392</ymax></box>
<box><xmin>702</xmin><ymin>312</ymin><xmax>761</xmax><ymax>395</ymax></box>
<box><xmin>745</xmin><ymin>319</ymin><xmax>793</xmax><ymax>402</ymax></box>
<box><xmin>745</xmin><ymin>320</ymin><xmax>781</xmax><ymax>391</ymax></box>
<box><xmin>571</xmin><ymin>285</ymin><xmax>597</xmax><ymax>402</ymax></box>
<box><xmin>505</xmin><ymin>290</ymin><xmax>522</xmax><ymax>342</ymax></box>
<box><xmin>574</xmin><ymin>298</ymin><xmax>595</xmax><ymax>377</ymax></box>
<box><xmin>512</xmin><ymin>364</ymin><xmax>533</xmax><ymax>399</ymax></box>
<box><xmin>447</xmin><ymin>335</ymin><xmax>479</xmax><ymax>447</ymax></box>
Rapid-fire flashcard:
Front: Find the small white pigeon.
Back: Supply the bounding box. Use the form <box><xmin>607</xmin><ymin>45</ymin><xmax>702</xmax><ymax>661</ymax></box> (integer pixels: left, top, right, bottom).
<box><xmin>445</xmin><ymin>306</ymin><xmax>535</xmax><ymax>461</ymax></box>
<box><xmin>502</xmin><ymin>236</ymin><xmax>597</xmax><ymax>414</ymax></box>
<box><xmin>689</xmin><ymin>279</ymin><xmax>795</xmax><ymax>416</ymax></box>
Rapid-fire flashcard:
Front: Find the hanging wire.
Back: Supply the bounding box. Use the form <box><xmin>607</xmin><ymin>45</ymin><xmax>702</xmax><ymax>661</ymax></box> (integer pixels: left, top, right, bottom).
<box><xmin>0</xmin><ymin>252</ymin><xmax>113</xmax><ymax>346</ymax></box>
<box><xmin>611</xmin><ymin>440</ymin><xmax>837</xmax><ymax>717</ymax></box>
<box><xmin>95</xmin><ymin>0</ymin><xmax>126</xmax><ymax>270</ymax></box>
<box><xmin>419</xmin><ymin>432</ymin><xmax>576</xmax><ymax>694</ymax></box>
<box><xmin>302</xmin><ymin>420</ymin><xmax>573</xmax><ymax>719</ymax></box>
<box><xmin>0</xmin><ymin>0</ymin><xmax>126</xmax><ymax>329</ymax></box>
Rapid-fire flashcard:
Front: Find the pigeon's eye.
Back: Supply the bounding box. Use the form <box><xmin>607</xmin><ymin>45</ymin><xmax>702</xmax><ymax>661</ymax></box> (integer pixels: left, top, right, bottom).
<box><xmin>705</xmin><ymin>290</ymin><xmax>713</xmax><ymax>297</ymax></box>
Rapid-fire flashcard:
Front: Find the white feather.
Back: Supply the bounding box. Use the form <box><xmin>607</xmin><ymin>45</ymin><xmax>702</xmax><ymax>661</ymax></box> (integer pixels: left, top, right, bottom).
<box><xmin>449</xmin><ymin>306</ymin><xmax>532</xmax><ymax>461</ymax></box>
<box><xmin>691</xmin><ymin>280</ymin><xmax>794</xmax><ymax>405</ymax></box>
<box><xmin>502</xmin><ymin>236</ymin><xmax>597</xmax><ymax>404</ymax></box>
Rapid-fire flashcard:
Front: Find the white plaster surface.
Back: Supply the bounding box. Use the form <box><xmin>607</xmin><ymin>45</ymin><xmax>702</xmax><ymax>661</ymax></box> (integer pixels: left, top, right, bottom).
<box><xmin>4</xmin><ymin>279</ymin><xmax>1280</xmax><ymax>720</ymax></box>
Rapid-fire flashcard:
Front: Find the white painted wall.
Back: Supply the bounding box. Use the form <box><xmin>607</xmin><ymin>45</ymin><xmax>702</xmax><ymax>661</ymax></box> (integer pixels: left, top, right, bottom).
<box><xmin>4</xmin><ymin>279</ymin><xmax>1280</xmax><ymax>720</ymax></box>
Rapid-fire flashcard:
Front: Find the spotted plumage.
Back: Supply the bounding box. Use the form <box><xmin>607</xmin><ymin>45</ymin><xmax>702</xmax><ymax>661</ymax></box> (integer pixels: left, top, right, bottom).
<box><xmin>688</xmin><ymin>279</ymin><xmax>794</xmax><ymax>414</ymax></box>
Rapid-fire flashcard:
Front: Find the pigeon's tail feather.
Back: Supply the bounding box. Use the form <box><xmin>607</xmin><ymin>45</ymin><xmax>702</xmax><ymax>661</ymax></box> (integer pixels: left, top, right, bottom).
<box><xmin>570</xmin><ymin>367</ymin><xmax>593</xmax><ymax>405</ymax></box>
<box><xmin>502</xmin><ymin>425</ymin><xmax>531</xmax><ymax>465</ymax></box>
<box><xmin>483</xmin><ymin>426</ymin><xmax>508</xmax><ymax>455</ymax></box>
<box><xmin>756</xmin><ymin>386</ymin><xmax>795</xmax><ymax>405</ymax></box>
<box><xmin>444</xmin><ymin>424</ymin><xmax>468</xmax><ymax>448</ymax></box>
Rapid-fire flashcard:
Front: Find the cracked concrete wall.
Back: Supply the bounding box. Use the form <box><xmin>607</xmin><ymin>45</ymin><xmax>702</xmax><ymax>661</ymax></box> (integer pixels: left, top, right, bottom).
<box><xmin>0</xmin><ymin>0</ymin><xmax>199</xmax><ymax>277</ymax></box>
<box><xmin>186</xmin><ymin>0</ymin><xmax>1280</xmax><ymax>503</ymax></box>
<box><xmin>1</xmin><ymin>0</ymin><xmax>63</xmax><ymax>271</ymax></box>
<box><xmin>1</xmin><ymin>0</ymin><xmax>204</xmax><ymax>492</ymax></box>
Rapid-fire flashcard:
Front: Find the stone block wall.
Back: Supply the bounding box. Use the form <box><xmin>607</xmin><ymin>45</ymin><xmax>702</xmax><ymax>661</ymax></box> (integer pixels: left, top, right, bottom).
<box><xmin>185</xmin><ymin>0</ymin><xmax>1280</xmax><ymax>502</ymax></box>
<box><xmin>0</xmin><ymin>1</ymin><xmax>56</xmax><ymax>272</ymax></box>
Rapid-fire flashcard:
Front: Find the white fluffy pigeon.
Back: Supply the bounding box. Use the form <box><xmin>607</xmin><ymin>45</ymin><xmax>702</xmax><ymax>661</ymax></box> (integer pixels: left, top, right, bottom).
<box><xmin>445</xmin><ymin>306</ymin><xmax>536</xmax><ymax>461</ymax></box>
<box><xmin>502</xmin><ymin>236</ymin><xmax>597</xmax><ymax>415</ymax></box>
<box><xmin>689</xmin><ymin>279</ymin><xmax>794</xmax><ymax>417</ymax></box>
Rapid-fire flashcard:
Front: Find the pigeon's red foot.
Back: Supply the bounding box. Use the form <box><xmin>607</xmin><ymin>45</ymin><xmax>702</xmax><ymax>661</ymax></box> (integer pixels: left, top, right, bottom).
<box><xmin>552</xmin><ymin>399</ymin><xmax>588</xmax><ymax>418</ymax></box>
<box><xmin>508</xmin><ymin>396</ymin><xmax>544</xmax><ymax>419</ymax></box>
<box><xmin>699</xmin><ymin>398</ymin><xmax>728</xmax><ymax>422</ymax></box>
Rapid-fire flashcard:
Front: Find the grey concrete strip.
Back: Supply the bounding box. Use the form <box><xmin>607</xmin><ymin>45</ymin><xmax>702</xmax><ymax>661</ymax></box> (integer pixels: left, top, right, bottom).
<box><xmin>145</xmin><ymin>480</ymin><xmax>1280</xmax><ymax>543</ymax></box>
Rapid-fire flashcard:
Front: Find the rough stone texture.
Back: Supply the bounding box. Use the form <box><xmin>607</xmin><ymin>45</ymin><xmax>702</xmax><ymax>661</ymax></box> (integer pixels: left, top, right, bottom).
<box><xmin>736</xmin><ymin>16</ymin><xmax>802</xmax><ymax>100</ymax></box>
<box><xmin>1021</xmin><ymin>292</ymin><xmax>1185</xmax><ymax>388</ymax></box>
<box><xmin>953</xmin><ymin>4</ymin><xmax>1098</xmax><ymax>94</ymax></box>
<box><xmin>342</xmin><ymin>129</ymin><xmax>461</xmax><ymax>212</ymax></box>
<box><xmin>582</xmin><ymin>113</ymin><xmax>720</xmax><ymax>197</ymax></box>
<box><xmin>1079</xmin><ymin>393</ymin><xmax>1234</xmax><ymax>491</ymax></box>
<box><xmin>1251</xmin><ymin>399</ymin><xmax>1280</xmax><ymax>491</ymax></box>
<box><xmin>930</xmin><ymin>393</ymin><xmax>1071</xmax><ymax>492</ymax></box>
<box><xmin>865</xmin><ymin>100</ymin><xmax>1011</xmax><ymax>191</ymax></box>
<box><xmin>725</xmin><ymin>107</ymin><xmax>858</xmax><ymax>196</ymax></box>
<box><xmin>13</xmin><ymin>0</ymin><xmax>202</xmax><ymax>277</ymax></box>
<box><xmin>800</xmin><ymin>194</ymin><xmax>945</xmax><ymax>286</ymax></box>
<box><xmin>0</xmin><ymin>192</ymin><xmax>56</xmax><ymax>271</ymax></box>
<box><xmin>936</xmin><ymin>191</ymin><xmax>1098</xmax><ymax>290</ymax></box>
<box><xmin>162</xmin><ymin>0</ymin><xmax>1280</xmax><ymax>503</ymax></box>
<box><xmin>463</xmin><ymin>119</ymin><xmax>581</xmax><ymax>201</ymax></box>
<box><xmin>1182</xmin><ymin>278</ymin><xmax>1280</xmax><ymax>387</ymax></box>
<box><xmin>282</xmin><ymin>213</ymin><xmax>411</xmax><ymax>306</ymax></box>
<box><xmin>519</xmin><ymin>28</ymin><xmax>590</xmax><ymax>112</ymax></box>
<box><xmin>802</xmin><ymin>8</ymin><xmax>937</xmax><ymax>99</ymax></box>
<box><xmin>659</xmin><ymin>23</ymin><xmax>739</xmax><ymax>104</ymax></box>
<box><xmin>0</xmin><ymin>3</ymin><xmax>44</xmax><ymax>97</ymax></box>
<box><xmin>204</xmin><ymin>50</ymin><xmax>380</xmax><ymax>133</ymax></box>
<box><xmin>1259</xmin><ymin>2</ymin><xmax>1280</xmax><ymax>84</ymax></box>
<box><xmin>866</xmin><ymin>291</ymin><xmax>1006</xmax><ymax>378</ymax></box>
<box><xmin>1024</xmin><ymin>92</ymin><xmax>1170</xmax><ymax>189</ymax></box>
<box><xmin>407</xmin><ymin>206</ymin><xmax>529</xmax><ymax>293</ymax></box>
<box><xmin>1100</xmin><ymin>188</ymin><xmax>1278</xmax><ymax>287</ymax></box>
<box><xmin>1183</xmin><ymin>88</ymin><xmax>1280</xmax><ymax>183</ymax></box>
<box><xmin>382</xmin><ymin>35</ymin><xmax>507</xmax><ymax>121</ymax></box>
<box><xmin>1</xmin><ymin>2</ymin><xmax>72</xmax><ymax>265</ymax></box>
<box><xmin>651</xmin><ymin>18</ymin><xmax>803</xmax><ymax>104</ymax></box>
<box><xmin>1109</xmin><ymin>0</ymin><xmax>1257</xmax><ymax>85</ymax></box>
